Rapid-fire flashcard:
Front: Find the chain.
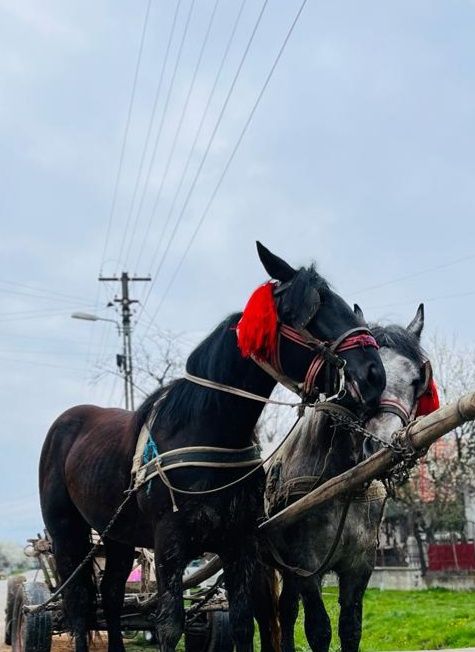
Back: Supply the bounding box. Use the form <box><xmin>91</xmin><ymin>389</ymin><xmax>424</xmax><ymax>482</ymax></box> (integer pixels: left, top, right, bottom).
<box><xmin>24</xmin><ymin>489</ymin><xmax>138</xmax><ymax>615</ymax></box>
<box><xmin>317</xmin><ymin>405</ymin><xmax>423</xmax><ymax>487</ymax></box>
<box><xmin>185</xmin><ymin>574</ymin><xmax>226</xmax><ymax>624</ymax></box>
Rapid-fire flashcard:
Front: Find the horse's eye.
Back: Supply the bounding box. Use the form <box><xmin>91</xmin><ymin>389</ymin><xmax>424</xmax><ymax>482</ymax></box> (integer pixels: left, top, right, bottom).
<box><xmin>411</xmin><ymin>378</ymin><xmax>420</xmax><ymax>387</ymax></box>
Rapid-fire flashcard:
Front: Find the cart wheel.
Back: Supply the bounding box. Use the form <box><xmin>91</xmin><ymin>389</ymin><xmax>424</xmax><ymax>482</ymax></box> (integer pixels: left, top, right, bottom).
<box><xmin>184</xmin><ymin>611</ymin><xmax>232</xmax><ymax>652</ymax></box>
<box><xmin>5</xmin><ymin>576</ymin><xmax>26</xmax><ymax>645</ymax></box>
<box><xmin>12</xmin><ymin>582</ymin><xmax>52</xmax><ymax>652</ymax></box>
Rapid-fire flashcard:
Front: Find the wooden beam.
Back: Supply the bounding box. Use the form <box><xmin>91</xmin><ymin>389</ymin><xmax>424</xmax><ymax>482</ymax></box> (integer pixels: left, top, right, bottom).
<box><xmin>259</xmin><ymin>391</ymin><xmax>475</xmax><ymax>533</ymax></box>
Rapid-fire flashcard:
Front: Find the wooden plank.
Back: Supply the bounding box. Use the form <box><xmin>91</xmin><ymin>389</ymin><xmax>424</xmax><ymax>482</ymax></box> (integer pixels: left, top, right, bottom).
<box><xmin>182</xmin><ymin>555</ymin><xmax>222</xmax><ymax>589</ymax></box>
<box><xmin>259</xmin><ymin>391</ymin><xmax>475</xmax><ymax>533</ymax></box>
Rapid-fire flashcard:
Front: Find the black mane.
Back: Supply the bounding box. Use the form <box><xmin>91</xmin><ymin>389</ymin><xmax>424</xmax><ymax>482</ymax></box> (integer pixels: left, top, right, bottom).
<box><xmin>136</xmin><ymin>314</ymin><xmax>240</xmax><ymax>430</ymax></box>
<box><xmin>136</xmin><ymin>264</ymin><xmax>331</xmax><ymax>437</ymax></box>
<box><xmin>135</xmin><ymin>312</ymin><xmax>274</xmax><ymax>445</ymax></box>
<box><xmin>371</xmin><ymin>323</ymin><xmax>425</xmax><ymax>366</ymax></box>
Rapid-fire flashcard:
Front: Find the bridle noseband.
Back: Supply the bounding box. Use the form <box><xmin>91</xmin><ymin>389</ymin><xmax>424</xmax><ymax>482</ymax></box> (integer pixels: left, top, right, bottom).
<box><xmin>379</xmin><ymin>398</ymin><xmax>412</xmax><ymax>427</ymax></box>
<box><xmin>378</xmin><ymin>360</ymin><xmax>434</xmax><ymax>427</ymax></box>
<box><xmin>253</xmin><ymin>314</ymin><xmax>379</xmax><ymax>402</ymax></box>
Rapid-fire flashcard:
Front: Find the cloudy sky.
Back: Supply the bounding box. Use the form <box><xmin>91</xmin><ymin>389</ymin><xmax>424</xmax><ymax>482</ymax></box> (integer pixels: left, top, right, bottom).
<box><xmin>1</xmin><ymin>0</ymin><xmax>474</xmax><ymax>543</ymax></box>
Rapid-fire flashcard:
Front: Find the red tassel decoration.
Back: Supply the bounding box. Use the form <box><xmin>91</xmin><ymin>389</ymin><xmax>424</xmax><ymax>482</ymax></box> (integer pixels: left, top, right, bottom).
<box><xmin>415</xmin><ymin>378</ymin><xmax>440</xmax><ymax>417</ymax></box>
<box><xmin>236</xmin><ymin>282</ymin><xmax>278</xmax><ymax>361</ymax></box>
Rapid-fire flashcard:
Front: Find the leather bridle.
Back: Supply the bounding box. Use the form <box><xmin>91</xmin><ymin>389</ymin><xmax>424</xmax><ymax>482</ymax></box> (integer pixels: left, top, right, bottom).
<box><xmin>253</xmin><ymin>321</ymin><xmax>379</xmax><ymax>402</ymax></box>
<box><xmin>378</xmin><ymin>360</ymin><xmax>434</xmax><ymax>427</ymax></box>
<box><xmin>245</xmin><ymin>280</ymin><xmax>379</xmax><ymax>401</ymax></box>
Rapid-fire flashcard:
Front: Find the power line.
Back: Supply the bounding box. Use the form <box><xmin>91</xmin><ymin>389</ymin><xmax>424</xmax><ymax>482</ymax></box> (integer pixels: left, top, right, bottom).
<box><xmin>0</xmin><ymin>279</ymin><xmax>92</xmax><ymax>304</ymax></box>
<box><xmin>116</xmin><ymin>0</ymin><xmax>183</xmax><ymax>272</ymax></box>
<box><xmin>100</xmin><ymin>0</ymin><xmax>153</xmax><ymax>274</ymax></box>
<box><xmin>352</xmin><ymin>253</ymin><xmax>475</xmax><ymax>296</ymax></box>
<box><xmin>367</xmin><ymin>289</ymin><xmax>475</xmax><ymax>312</ymax></box>
<box><xmin>127</xmin><ymin>0</ymin><xmax>221</xmax><ymax>272</ymax></box>
<box><xmin>0</xmin><ymin>288</ymin><xmax>91</xmax><ymax>306</ymax></box>
<box><xmin>0</xmin><ymin>308</ymin><xmax>97</xmax><ymax>322</ymax></box>
<box><xmin>0</xmin><ymin>355</ymin><xmax>86</xmax><ymax>372</ymax></box>
<box><xmin>133</xmin><ymin>0</ymin><xmax>248</xmax><ymax>278</ymax></box>
<box><xmin>145</xmin><ymin>0</ymin><xmax>310</xmax><ymax>330</ymax></box>
<box><xmin>136</xmin><ymin>0</ymin><xmax>270</xmax><ymax>324</ymax></box>
<box><xmin>116</xmin><ymin>0</ymin><xmax>193</xmax><ymax>274</ymax></box>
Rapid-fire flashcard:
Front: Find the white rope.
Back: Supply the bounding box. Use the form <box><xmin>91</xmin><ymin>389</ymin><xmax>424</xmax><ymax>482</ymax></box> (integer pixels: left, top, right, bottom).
<box><xmin>183</xmin><ymin>371</ymin><xmax>302</xmax><ymax>407</ymax></box>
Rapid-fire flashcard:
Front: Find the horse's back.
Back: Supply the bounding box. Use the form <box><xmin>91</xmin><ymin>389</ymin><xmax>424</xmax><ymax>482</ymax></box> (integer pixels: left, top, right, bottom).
<box><xmin>39</xmin><ymin>404</ymin><xmax>139</xmax><ymax>536</ymax></box>
<box><xmin>40</xmin><ymin>404</ymin><xmax>134</xmax><ymax>472</ymax></box>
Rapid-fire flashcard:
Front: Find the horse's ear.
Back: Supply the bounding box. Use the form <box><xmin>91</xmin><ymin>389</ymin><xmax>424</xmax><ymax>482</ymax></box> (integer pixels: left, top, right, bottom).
<box><xmin>353</xmin><ymin>303</ymin><xmax>366</xmax><ymax>324</ymax></box>
<box><xmin>407</xmin><ymin>303</ymin><xmax>425</xmax><ymax>339</ymax></box>
<box><xmin>256</xmin><ymin>241</ymin><xmax>296</xmax><ymax>283</ymax></box>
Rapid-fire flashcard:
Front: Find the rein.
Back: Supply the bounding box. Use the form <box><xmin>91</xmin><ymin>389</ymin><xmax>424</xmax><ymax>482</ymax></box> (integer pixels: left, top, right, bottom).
<box><xmin>183</xmin><ymin>371</ymin><xmax>303</xmax><ymax>407</ymax></box>
<box><xmin>183</xmin><ymin>325</ymin><xmax>380</xmax><ymax>411</ymax></box>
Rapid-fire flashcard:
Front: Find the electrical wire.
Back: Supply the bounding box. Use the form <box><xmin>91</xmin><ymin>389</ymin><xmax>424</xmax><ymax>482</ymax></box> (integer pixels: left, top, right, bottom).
<box><xmin>132</xmin><ymin>0</ymin><xmax>248</xmax><ymax>278</ymax></box>
<box><xmin>144</xmin><ymin>0</ymin><xmax>310</xmax><ymax>331</ymax></box>
<box><xmin>135</xmin><ymin>0</ymin><xmax>270</xmax><ymax>325</ymax></box>
<box><xmin>126</xmin><ymin>0</ymin><xmax>221</xmax><ymax>272</ymax></box>
<box><xmin>352</xmin><ymin>253</ymin><xmax>475</xmax><ymax>296</ymax></box>
<box><xmin>116</xmin><ymin>0</ymin><xmax>193</xmax><ymax>274</ymax></box>
<box><xmin>0</xmin><ymin>279</ymin><xmax>92</xmax><ymax>304</ymax></box>
<box><xmin>115</xmin><ymin>0</ymin><xmax>183</xmax><ymax>272</ymax></box>
<box><xmin>367</xmin><ymin>289</ymin><xmax>475</xmax><ymax>312</ymax></box>
<box><xmin>100</xmin><ymin>0</ymin><xmax>153</xmax><ymax>274</ymax></box>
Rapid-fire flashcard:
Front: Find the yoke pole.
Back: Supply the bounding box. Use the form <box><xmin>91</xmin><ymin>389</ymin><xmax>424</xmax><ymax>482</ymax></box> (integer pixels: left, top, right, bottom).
<box><xmin>259</xmin><ymin>391</ymin><xmax>475</xmax><ymax>533</ymax></box>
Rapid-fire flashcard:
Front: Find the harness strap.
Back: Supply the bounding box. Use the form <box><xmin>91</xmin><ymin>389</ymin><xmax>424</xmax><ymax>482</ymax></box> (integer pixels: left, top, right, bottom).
<box><xmin>379</xmin><ymin>397</ymin><xmax>411</xmax><ymax>426</ymax></box>
<box><xmin>265</xmin><ymin>496</ymin><xmax>352</xmax><ymax>577</ymax></box>
<box><xmin>131</xmin><ymin>413</ymin><xmax>307</xmax><ymax>505</ymax></box>
<box><xmin>183</xmin><ymin>371</ymin><xmax>303</xmax><ymax>406</ymax></box>
<box><xmin>275</xmin><ymin>325</ymin><xmax>378</xmax><ymax>401</ymax></box>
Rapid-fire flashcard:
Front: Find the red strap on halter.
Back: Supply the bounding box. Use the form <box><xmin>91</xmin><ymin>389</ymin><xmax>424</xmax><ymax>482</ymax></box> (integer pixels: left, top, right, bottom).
<box><xmin>336</xmin><ymin>333</ymin><xmax>379</xmax><ymax>353</ymax></box>
<box><xmin>300</xmin><ymin>328</ymin><xmax>379</xmax><ymax>397</ymax></box>
<box><xmin>379</xmin><ymin>397</ymin><xmax>412</xmax><ymax>425</ymax></box>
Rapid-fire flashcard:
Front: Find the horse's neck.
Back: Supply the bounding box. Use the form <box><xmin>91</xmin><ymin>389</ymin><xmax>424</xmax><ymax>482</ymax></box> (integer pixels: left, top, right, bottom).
<box><xmin>153</xmin><ymin>319</ymin><xmax>277</xmax><ymax>449</ymax></box>
<box><xmin>279</xmin><ymin>411</ymin><xmax>353</xmax><ymax>484</ymax></box>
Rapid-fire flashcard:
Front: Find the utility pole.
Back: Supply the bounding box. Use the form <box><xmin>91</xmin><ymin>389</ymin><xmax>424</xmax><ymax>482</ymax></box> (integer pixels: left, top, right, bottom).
<box><xmin>98</xmin><ymin>272</ymin><xmax>151</xmax><ymax>410</ymax></box>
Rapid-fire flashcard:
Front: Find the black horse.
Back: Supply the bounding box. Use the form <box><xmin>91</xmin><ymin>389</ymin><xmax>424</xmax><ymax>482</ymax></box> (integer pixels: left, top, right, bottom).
<box><xmin>39</xmin><ymin>243</ymin><xmax>385</xmax><ymax>652</ymax></box>
<box><xmin>255</xmin><ymin>306</ymin><xmax>437</xmax><ymax>652</ymax></box>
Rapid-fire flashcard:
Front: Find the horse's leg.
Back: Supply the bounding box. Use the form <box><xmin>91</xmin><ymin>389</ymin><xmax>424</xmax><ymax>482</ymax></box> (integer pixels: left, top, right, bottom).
<box><xmin>300</xmin><ymin>576</ymin><xmax>331</xmax><ymax>652</ymax></box>
<box><xmin>252</xmin><ymin>563</ymin><xmax>280</xmax><ymax>652</ymax></box>
<box><xmin>279</xmin><ymin>572</ymin><xmax>300</xmax><ymax>652</ymax></box>
<box><xmin>153</xmin><ymin>521</ymin><xmax>187</xmax><ymax>652</ymax></box>
<box><xmin>338</xmin><ymin>567</ymin><xmax>372</xmax><ymax>652</ymax></box>
<box><xmin>221</xmin><ymin>535</ymin><xmax>258</xmax><ymax>652</ymax></box>
<box><xmin>100</xmin><ymin>538</ymin><xmax>135</xmax><ymax>652</ymax></box>
<box><xmin>44</xmin><ymin>500</ymin><xmax>95</xmax><ymax>652</ymax></box>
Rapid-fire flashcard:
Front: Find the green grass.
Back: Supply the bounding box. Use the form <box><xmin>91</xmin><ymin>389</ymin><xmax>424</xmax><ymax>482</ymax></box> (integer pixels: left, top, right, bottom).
<box><xmin>281</xmin><ymin>587</ymin><xmax>475</xmax><ymax>652</ymax></box>
<box><xmin>125</xmin><ymin>588</ymin><xmax>475</xmax><ymax>651</ymax></box>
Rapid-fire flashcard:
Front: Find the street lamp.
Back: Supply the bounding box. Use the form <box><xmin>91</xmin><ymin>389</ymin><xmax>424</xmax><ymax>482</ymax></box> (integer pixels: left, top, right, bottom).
<box><xmin>71</xmin><ymin>312</ymin><xmax>118</xmax><ymax>326</ymax></box>
<box><xmin>71</xmin><ymin>311</ymin><xmax>131</xmax><ymax>408</ymax></box>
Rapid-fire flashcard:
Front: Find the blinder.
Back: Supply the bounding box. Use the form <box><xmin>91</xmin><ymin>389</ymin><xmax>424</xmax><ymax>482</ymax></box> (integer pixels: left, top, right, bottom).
<box><xmin>273</xmin><ymin>280</ymin><xmax>321</xmax><ymax>330</ymax></box>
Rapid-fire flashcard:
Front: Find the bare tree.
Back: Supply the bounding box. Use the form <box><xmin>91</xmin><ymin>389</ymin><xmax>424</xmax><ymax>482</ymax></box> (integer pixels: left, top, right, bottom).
<box><xmin>134</xmin><ymin>329</ymin><xmax>187</xmax><ymax>394</ymax></box>
<box><xmin>390</xmin><ymin>334</ymin><xmax>475</xmax><ymax>557</ymax></box>
<box><xmin>255</xmin><ymin>385</ymin><xmax>300</xmax><ymax>449</ymax></box>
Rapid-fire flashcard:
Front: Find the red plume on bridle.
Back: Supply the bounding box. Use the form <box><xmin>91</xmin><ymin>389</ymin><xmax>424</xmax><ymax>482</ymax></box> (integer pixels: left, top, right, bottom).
<box><xmin>415</xmin><ymin>377</ymin><xmax>440</xmax><ymax>417</ymax></box>
<box><xmin>236</xmin><ymin>281</ymin><xmax>278</xmax><ymax>361</ymax></box>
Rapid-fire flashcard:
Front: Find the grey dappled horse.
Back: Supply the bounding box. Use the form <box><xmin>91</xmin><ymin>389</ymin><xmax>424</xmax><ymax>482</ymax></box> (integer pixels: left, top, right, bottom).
<box><xmin>256</xmin><ymin>305</ymin><xmax>428</xmax><ymax>652</ymax></box>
